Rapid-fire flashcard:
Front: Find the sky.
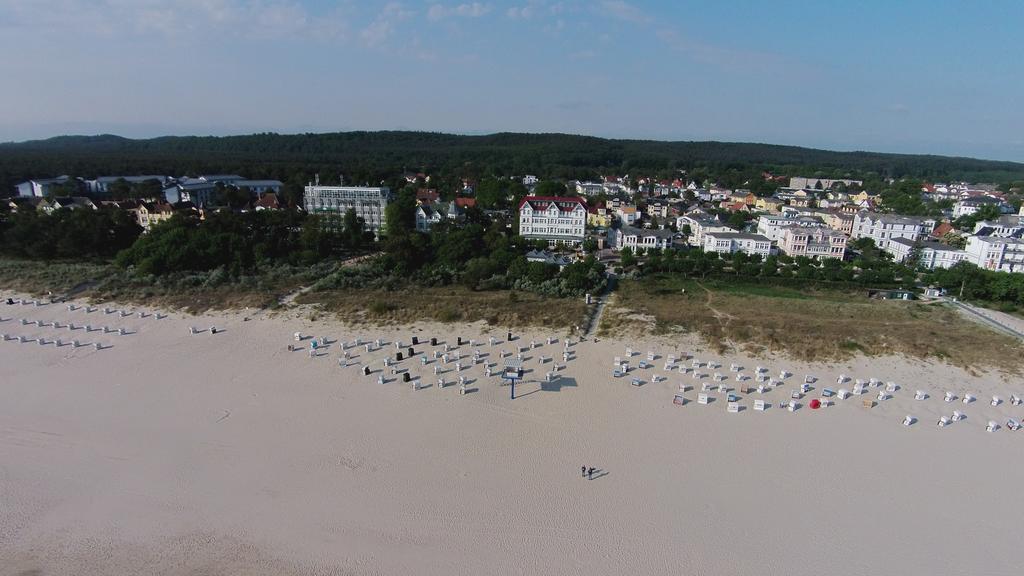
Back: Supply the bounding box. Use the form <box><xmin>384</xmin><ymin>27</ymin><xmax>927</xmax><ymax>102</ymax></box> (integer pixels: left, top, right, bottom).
<box><xmin>0</xmin><ymin>0</ymin><xmax>1022</xmax><ymax>161</ymax></box>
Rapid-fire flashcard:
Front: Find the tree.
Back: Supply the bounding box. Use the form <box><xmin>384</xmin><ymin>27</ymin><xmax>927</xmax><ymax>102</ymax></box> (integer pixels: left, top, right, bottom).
<box><xmin>534</xmin><ymin>180</ymin><xmax>568</xmax><ymax>197</ymax></box>
<box><xmin>341</xmin><ymin>209</ymin><xmax>366</xmax><ymax>248</ymax></box>
<box><xmin>620</xmin><ymin>246</ymin><xmax>637</xmax><ymax>267</ymax></box>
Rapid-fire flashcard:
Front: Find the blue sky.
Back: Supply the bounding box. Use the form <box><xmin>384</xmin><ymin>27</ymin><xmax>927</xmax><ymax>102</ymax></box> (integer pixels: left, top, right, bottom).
<box><xmin>0</xmin><ymin>0</ymin><xmax>1021</xmax><ymax>160</ymax></box>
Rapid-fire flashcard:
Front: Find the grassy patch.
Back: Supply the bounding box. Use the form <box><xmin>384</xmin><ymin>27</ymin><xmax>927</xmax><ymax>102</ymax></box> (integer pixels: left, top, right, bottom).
<box><xmin>0</xmin><ymin>258</ymin><xmax>328</xmax><ymax>314</ymax></box>
<box><xmin>601</xmin><ymin>275</ymin><xmax>1023</xmax><ymax>371</ymax></box>
<box><xmin>299</xmin><ymin>286</ymin><xmax>588</xmax><ymax>329</ymax></box>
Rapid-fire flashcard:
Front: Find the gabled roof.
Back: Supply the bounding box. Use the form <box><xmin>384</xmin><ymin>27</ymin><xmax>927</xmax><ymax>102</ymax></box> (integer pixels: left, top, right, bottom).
<box><xmin>519</xmin><ymin>196</ymin><xmax>587</xmax><ymax>212</ymax></box>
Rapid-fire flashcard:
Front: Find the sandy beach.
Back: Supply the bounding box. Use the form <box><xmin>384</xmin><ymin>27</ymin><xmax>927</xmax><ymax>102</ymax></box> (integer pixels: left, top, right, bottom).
<box><xmin>1</xmin><ymin>292</ymin><xmax>1023</xmax><ymax>576</ymax></box>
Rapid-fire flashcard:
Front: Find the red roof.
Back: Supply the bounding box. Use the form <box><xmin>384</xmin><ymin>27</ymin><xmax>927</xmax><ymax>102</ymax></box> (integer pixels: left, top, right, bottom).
<box><xmin>416</xmin><ymin>189</ymin><xmax>439</xmax><ymax>202</ymax></box>
<box><xmin>931</xmin><ymin>222</ymin><xmax>954</xmax><ymax>238</ymax></box>
<box><xmin>518</xmin><ymin>196</ymin><xmax>587</xmax><ymax>212</ymax></box>
<box><xmin>454</xmin><ymin>197</ymin><xmax>476</xmax><ymax>208</ymax></box>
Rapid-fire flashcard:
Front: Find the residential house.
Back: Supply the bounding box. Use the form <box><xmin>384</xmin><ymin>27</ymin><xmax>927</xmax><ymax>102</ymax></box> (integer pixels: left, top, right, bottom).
<box><xmin>702</xmin><ymin>232</ymin><xmax>773</xmax><ymax>258</ymax></box>
<box><xmin>415</xmin><ymin>203</ymin><xmax>446</xmax><ymax>232</ymax></box>
<box><xmin>953</xmin><ymin>196</ymin><xmax>1012</xmax><ymax>218</ymax></box>
<box><xmin>615</xmin><ymin>226</ymin><xmax>675</xmax><ymax>252</ymax></box>
<box><xmin>972</xmin><ymin>215</ymin><xmax>1024</xmax><ymax>238</ymax></box>
<box><xmin>587</xmin><ymin>204</ymin><xmax>612</xmax><ymax>228</ymax></box>
<box><xmin>827</xmin><ymin>213</ymin><xmax>855</xmax><ymax>235</ymax></box>
<box><xmin>918</xmin><ymin>243</ymin><xmax>971</xmax><ymax>270</ymax></box>
<box><xmin>756</xmin><ymin>214</ymin><xmax>826</xmax><ymax>243</ymax></box>
<box><xmin>518</xmin><ymin>196</ymin><xmax>588</xmax><ymax>247</ymax></box>
<box><xmin>755</xmin><ymin>197</ymin><xmax>784</xmax><ymax>213</ymax></box>
<box><xmin>885</xmin><ymin>238</ymin><xmax>918</xmax><ymax>263</ymax></box>
<box><xmin>38</xmin><ymin>196</ymin><xmax>96</xmax><ymax>214</ymax></box>
<box><xmin>647</xmin><ymin>202</ymin><xmax>669</xmax><ymax>219</ymax></box>
<box><xmin>254</xmin><ymin>193</ymin><xmax>281</xmax><ymax>211</ymax></box>
<box><xmin>779</xmin><ymin>226</ymin><xmax>847</xmax><ymax>259</ymax></box>
<box><xmin>965</xmin><ymin>236</ymin><xmax>1024</xmax><ymax>273</ymax></box>
<box><xmin>616</xmin><ymin>205</ymin><xmax>640</xmax><ymax>226</ymax></box>
<box><xmin>677</xmin><ymin>214</ymin><xmax>732</xmax><ymax>247</ymax></box>
<box><xmin>851</xmin><ymin>212</ymin><xmax>928</xmax><ymax>253</ymax></box>
<box><xmin>416</xmin><ymin>189</ymin><xmax>440</xmax><ymax>204</ymax></box>
<box><xmin>136</xmin><ymin>201</ymin><xmax>176</xmax><ymax>231</ymax></box>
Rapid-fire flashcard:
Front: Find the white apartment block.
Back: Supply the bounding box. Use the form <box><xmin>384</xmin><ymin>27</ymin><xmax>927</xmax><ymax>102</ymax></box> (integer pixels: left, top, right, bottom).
<box><xmin>851</xmin><ymin>212</ymin><xmax>927</xmax><ymax>253</ymax></box>
<box><xmin>677</xmin><ymin>215</ymin><xmax>733</xmax><ymax>247</ymax></box>
<box><xmin>518</xmin><ymin>196</ymin><xmax>587</xmax><ymax>246</ymax></box>
<box><xmin>779</xmin><ymin>226</ymin><xmax>847</xmax><ymax>259</ymax></box>
<box><xmin>965</xmin><ymin>236</ymin><xmax>1024</xmax><ymax>273</ymax></box>
<box><xmin>919</xmin><ymin>244</ymin><xmax>971</xmax><ymax>270</ymax></box>
<box><xmin>702</xmin><ymin>232</ymin><xmax>772</xmax><ymax>258</ymax></box>
<box><xmin>615</xmin><ymin>226</ymin><xmax>674</xmax><ymax>252</ymax></box>
<box><xmin>303</xmin><ymin>185</ymin><xmax>392</xmax><ymax>235</ymax></box>
<box><xmin>756</xmin><ymin>215</ymin><xmax>826</xmax><ymax>243</ymax></box>
<box><xmin>788</xmin><ymin>177</ymin><xmax>863</xmax><ymax>190</ymax></box>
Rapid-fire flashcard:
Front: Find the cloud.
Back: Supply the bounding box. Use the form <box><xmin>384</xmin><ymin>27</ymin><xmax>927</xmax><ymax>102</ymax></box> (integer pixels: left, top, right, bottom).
<box><xmin>506</xmin><ymin>5</ymin><xmax>533</xmax><ymax>19</ymax></box>
<box><xmin>595</xmin><ymin>0</ymin><xmax>649</xmax><ymax>24</ymax></box>
<box><xmin>655</xmin><ymin>27</ymin><xmax>788</xmax><ymax>72</ymax></box>
<box><xmin>0</xmin><ymin>0</ymin><xmax>332</xmax><ymax>40</ymax></box>
<box><xmin>428</xmin><ymin>2</ymin><xmax>491</xmax><ymax>22</ymax></box>
<box><xmin>360</xmin><ymin>2</ymin><xmax>414</xmax><ymax>47</ymax></box>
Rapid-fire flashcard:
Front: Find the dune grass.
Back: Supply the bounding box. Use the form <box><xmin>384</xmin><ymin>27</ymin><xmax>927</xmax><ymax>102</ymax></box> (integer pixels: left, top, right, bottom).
<box><xmin>299</xmin><ymin>286</ymin><xmax>589</xmax><ymax>330</ymax></box>
<box><xmin>600</xmin><ymin>275</ymin><xmax>1023</xmax><ymax>372</ymax></box>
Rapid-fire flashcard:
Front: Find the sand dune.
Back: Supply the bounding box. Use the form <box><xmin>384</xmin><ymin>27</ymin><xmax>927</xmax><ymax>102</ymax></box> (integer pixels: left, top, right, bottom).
<box><xmin>1</xmin><ymin>293</ymin><xmax>1022</xmax><ymax>576</ymax></box>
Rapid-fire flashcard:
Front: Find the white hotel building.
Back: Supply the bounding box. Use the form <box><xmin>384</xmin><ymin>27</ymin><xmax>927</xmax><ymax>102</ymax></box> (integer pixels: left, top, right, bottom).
<box><xmin>851</xmin><ymin>212</ymin><xmax>929</xmax><ymax>252</ymax></box>
<box><xmin>303</xmin><ymin>184</ymin><xmax>392</xmax><ymax>236</ymax></box>
<box><xmin>518</xmin><ymin>196</ymin><xmax>587</xmax><ymax>247</ymax></box>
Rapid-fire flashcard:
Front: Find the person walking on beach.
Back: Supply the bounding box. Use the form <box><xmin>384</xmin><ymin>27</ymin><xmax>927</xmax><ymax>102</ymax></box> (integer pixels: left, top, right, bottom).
<box><xmin>581</xmin><ymin>465</ymin><xmax>586</xmax><ymax>478</ymax></box>
<box><xmin>587</xmin><ymin>467</ymin><xmax>594</xmax><ymax>480</ymax></box>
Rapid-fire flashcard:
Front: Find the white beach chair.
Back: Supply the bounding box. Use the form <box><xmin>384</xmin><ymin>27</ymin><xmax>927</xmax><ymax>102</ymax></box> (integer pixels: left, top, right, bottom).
<box><xmin>915</xmin><ymin>390</ymin><xmax>927</xmax><ymax>400</ymax></box>
<box><xmin>962</xmin><ymin>393</ymin><xmax>975</xmax><ymax>404</ymax></box>
<box><xmin>791</xmin><ymin>390</ymin><xmax>802</xmax><ymax>399</ymax></box>
<box><xmin>987</xmin><ymin>420</ymin><xmax>999</xmax><ymax>432</ymax></box>
<box><xmin>952</xmin><ymin>411</ymin><xmax>964</xmax><ymax>422</ymax></box>
<box><xmin>754</xmin><ymin>399</ymin><xmax>767</xmax><ymax>411</ymax></box>
<box><xmin>903</xmin><ymin>415</ymin><xmax>915</xmax><ymax>426</ymax></box>
<box><xmin>757</xmin><ymin>384</ymin><xmax>767</xmax><ymax>394</ymax></box>
<box><xmin>853</xmin><ymin>383</ymin><xmax>865</xmax><ymax>395</ymax></box>
<box><xmin>718</xmin><ymin>384</ymin><xmax>728</xmax><ymax>394</ymax></box>
<box><xmin>1011</xmin><ymin>395</ymin><xmax>1022</xmax><ymax>406</ymax></box>
<box><xmin>701</xmin><ymin>382</ymin><xmax>711</xmax><ymax>392</ymax></box>
<box><xmin>787</xmin><ymin>400</ymin><xmax>797</xmax><ymax>412</ymax></box>
<box><xmin>800</xmin><ymin>383</ymin><xmax>811</xmax><ymax>393</ymax></box>
<box><xmin>937</xmin><ymin>416</ymin><xmax>950</xmax><ymax>427</ymax></box>
<box><xmin>1007</xmin><ymin>419</ymin><xmax>1020</xmax><ymax>431</ymax></box>
<box><xmin>697</xmin><ymin>393</ymin><xmax>710</xmax><ymax>405</ymax></box>
<box><xmin>944</xmin><ymin>391</ymin><xmax>955</xmax><ymax>402</ymax></box>
<box><xmin>727</xmin><ymin>402</ymin><xmax>740</xmax><ymax>413</ymax></box>
<box><xmin>877</xmin><ymin>391</ymin><xmax>888</xmax><ymax>402</ymax></box>
<box><xmin>991</xmin><ymin>396</ymin><xmax>1001</xmax><ymax>406</ymax></box>
<box><xmin>885</xmin><ymin>382</ymin><xmax>898</xmax><ymax>393</ymax></box>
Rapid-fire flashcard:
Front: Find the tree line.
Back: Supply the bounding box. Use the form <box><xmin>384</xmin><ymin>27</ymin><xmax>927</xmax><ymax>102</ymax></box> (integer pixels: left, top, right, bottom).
<box><xmin>4</xmin><ymin>131</ymin><xmax>1024</xmax><ymax>200</ymax></box>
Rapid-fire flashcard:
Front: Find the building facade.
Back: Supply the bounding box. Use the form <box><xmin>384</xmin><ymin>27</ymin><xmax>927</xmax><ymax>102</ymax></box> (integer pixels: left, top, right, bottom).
<box><xmin>965</xmin><ymin>236</ymin><xmax>1024</xmax><ymax>273</ymax></box>
<box><xmin>756</xmin><ymin>215</ymin><xmax>826</xmax><ymax>243</ymax></box>
<box><xmin>518</xmin><ymin>196</ymin><xmax>587</xmax><ymax>246</ymax></box>
<box><xmin>702</xmin><ymin>232</ymin><xmax>772</xmax><ymax>258</ymax></box>
<box><xmin>851</xmin><ymin>212</ymin><xmax>927</xmax><ymax>252</ymax></box>
<box><xmin>778</xmin><ymin>226</ymin><xmax>847</xmax><ymax>259</ymax></box>
<box><xmin>303</xmin><ymin>185</ymin><xmax>393</xmax><ymax>236</ymax></box>
<box><xmin>615</xmin><ymin>226</ymin><xmax>674</xmax><ymax>252</ymax></box>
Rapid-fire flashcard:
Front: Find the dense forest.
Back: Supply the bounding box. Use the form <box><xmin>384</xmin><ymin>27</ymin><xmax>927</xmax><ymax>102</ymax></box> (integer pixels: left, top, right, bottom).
<box><xmin>3</xmin><ymin>131</ymin><xmax>1024</xmax><ymax>197</ymax></box>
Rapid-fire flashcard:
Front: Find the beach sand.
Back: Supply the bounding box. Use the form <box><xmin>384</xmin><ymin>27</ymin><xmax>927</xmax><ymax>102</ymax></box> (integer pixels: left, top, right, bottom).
<box><xmin>1</xmin><ymin>293</ymin><xmax>1023</xmax><ymax>575</ymax></box>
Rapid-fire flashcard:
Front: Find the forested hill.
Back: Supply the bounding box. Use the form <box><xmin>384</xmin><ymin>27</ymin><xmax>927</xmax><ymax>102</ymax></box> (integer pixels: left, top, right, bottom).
<box><xmin>3</xmin><ymin>131</ymin><xmax>1024</xmax><ymax>194</ymax></box>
